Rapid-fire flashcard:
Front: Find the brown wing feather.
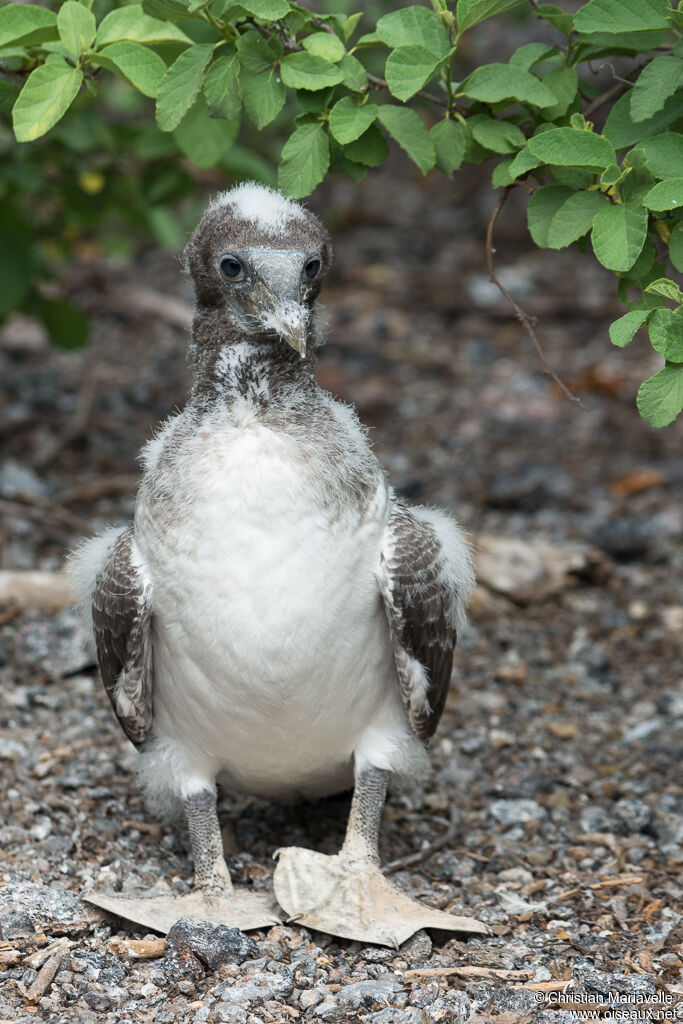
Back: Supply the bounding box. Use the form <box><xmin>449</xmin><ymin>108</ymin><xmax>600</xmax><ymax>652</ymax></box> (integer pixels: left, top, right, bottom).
<box><xmin>92</xmin><ymin>526</ymin><xmax>153</xmax><ymax>749</ymax></box>
<box><xmin>378</xmin><ymin>505</ymin><xmax>458</xmax><ymax>742</ymax></box>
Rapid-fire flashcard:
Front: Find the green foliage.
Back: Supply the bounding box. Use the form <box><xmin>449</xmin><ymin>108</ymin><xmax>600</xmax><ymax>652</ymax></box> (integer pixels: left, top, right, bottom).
<box><xmin>1</xmin><ymin>0</ymin><xmax>682</xmax><ymax>427</ymax></box>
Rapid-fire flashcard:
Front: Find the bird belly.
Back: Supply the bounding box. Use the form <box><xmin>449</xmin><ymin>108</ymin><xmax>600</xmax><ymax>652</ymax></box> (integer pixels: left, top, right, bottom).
<box><xmin>136</xmin><ymin>423</ymin><xmax>408</xmax><ymax>799</ymax></box>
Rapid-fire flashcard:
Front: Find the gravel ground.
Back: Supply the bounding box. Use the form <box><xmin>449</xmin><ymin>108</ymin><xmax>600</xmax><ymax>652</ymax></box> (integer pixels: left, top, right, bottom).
<box><xmin>1</xmin><ymin>159</ymin><xmax>682</xmax><ymax>1023</ymax></box>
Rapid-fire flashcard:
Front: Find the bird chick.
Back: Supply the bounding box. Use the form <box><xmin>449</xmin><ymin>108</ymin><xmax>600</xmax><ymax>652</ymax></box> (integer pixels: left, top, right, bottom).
<box><xmin>68</xmin><ymin>183</ymin><xmax>486</xmax><ymax>946</ymax></box>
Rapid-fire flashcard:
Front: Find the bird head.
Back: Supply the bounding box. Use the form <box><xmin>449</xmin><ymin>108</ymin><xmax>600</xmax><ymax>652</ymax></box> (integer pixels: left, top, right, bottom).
<box><xmin>184</xmin><ymin>183</ymin><xmax>332</xmax><ymax>359</ymax></box>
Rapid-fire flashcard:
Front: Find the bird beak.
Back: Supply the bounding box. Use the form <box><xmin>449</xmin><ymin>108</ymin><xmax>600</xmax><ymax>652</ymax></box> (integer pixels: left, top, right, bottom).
<box><xmin>280</xmin><ymin>320</ymin><xmax>307</xmax><ymax>359</ymax></box>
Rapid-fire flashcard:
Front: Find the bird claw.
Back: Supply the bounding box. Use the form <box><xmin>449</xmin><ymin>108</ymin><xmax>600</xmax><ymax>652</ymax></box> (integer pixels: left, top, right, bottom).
<box><xmin>273</xmin><ymin>846</ymin><xmax>488</xmax><ymax>947</ymax></box>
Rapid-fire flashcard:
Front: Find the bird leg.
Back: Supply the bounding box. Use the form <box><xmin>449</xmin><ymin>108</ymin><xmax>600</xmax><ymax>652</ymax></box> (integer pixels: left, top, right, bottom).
<box><xmin>273</xmin><ymin>766</ymin><xmax>487</xmax><ymax>947</ymax></box>
<box><xmin>184</xmin><ymin>788</ymin><xmax>233</xmax><ymax>891</ymax></box>
<box><xmin>82</xmin><ymin>786</ymin><xmax>279</xmax><ymax>934</ymax></box>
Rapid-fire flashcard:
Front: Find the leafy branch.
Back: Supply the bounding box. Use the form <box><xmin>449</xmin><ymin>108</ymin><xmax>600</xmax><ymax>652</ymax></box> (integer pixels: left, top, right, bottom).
<box><xmin>1</xmin><ymin>0</ymin><xmax>682</xmax><ymax>426</ymax></box>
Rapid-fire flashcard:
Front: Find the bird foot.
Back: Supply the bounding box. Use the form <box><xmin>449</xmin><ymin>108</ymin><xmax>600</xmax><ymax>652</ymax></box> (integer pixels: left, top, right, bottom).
<box><xmin>272</xmin><ymin>847</ymin><xmax>488</xmax><ymax>947</ymax></box>
<box><xmin>83</xmin><ymin>886</ymin><xmax>281</xmax><ymax>935</ymax></box>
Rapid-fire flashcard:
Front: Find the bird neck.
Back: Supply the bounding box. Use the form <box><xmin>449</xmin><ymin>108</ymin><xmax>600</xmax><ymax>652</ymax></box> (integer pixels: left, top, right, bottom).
<box><xmin>189</xmin><ymin>306</ymin><xmax>317</xmax><ymax>405</ymax></box>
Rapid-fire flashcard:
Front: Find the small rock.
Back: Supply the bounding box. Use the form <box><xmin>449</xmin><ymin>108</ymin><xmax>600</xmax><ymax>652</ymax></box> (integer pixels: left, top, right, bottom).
<box><xmin>166</xmin><ymin>919</ymin><xmax>257</xmax><ymax>971</ymax></box>
<box><xmin>593</xmin><ymin>517</ymin><xmax>651</xmax><ymax>561</ymax></box>
<box><xmin>489</xmin><ymin>799</ymin><xmax>546</xmax><ymax>824</ymax></box>
<box><xmin>579</xmin><ymin>805</ymin><xmax>615</xmax><ymax>834</ymax></box>
<box><xmin>367</xmin><ymin>1009</ymin><xmax>429</xmax><ymax>1024</ymax></box>
<box><xmin>0</xmin><ymin>459</ymin><xmax>47</xmax><ymax>498</ymax></box>
<box><xmin>337</xmin><ymin>975</ymin><xmax>403</xmax><ymax>1009</ymax></box>
<box><xmin>213</xmin><ymin>970</ymin><xmax>294</xmax><ymax>1005</ymax></box>
<box><xmin>398</xmin><ymin>930</ymin><xmax>432</xmax><ymax>962</ymax></box>
<box><xmin>300</xmin><ymin>988</ymin><xmax>325</xmax><ymax>1009</ymax></box>
<box><xmin>497</xmin><ymin>867</ymin><xmax>534</xmax><ymax>886</ymax></box>
<box><xmin>82</xmin><ymin>993</ymin><xmax>112</xmax><ymax>1012</ymax></box>
<box><xmin>314</xmin><ymin>999</ymin><xmax>342</xmax><ymax>1020</ymax></box>
<box><xmin>613</xmin><ymin>797</ymin><xmax>652</xmax><ymax>834</ymax></box>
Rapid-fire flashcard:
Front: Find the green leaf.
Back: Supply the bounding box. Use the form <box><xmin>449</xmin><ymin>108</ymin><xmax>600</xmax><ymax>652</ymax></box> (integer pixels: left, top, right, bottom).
<box><xmin>377</xmin><ymin>105</ymin><xmax>435</xmax><ymax>175</ymax></box>
<box><xmin>591</xmin><ymin>200</ymin><xmax>649</xmax><ymax>271</ymax></box>
<box><xmin>646</xmin><ymin>278</ymin><xmax>683</xmax><ymax>304</ymax></box>
<box><xmin>648</xmin><ymin>307</ymin><xmax>683</xmax><ymax>360</ymax></box>
<box><xmin>527</xmin><ymin>126</ymin><xmax>615</xmax><ymax>169</ymax></box>
<box><xmin>670</xmin><ymin>220</ymin><xmax>683</xmax><ymax>271</ymax></box>
<box><xmin>507</xmin><ymin>145</ymin><xmax>541</xmax><ymax>179</ymax></box>
<box><xmin>173</xmin><ymin>94</ymin><xmax>238</xmax><ymax>167</ymax></box>
<box><xmin>468</xmin><ymin>114</ymin><xmax>525</xmax><ymax>154</ymax></box>
<box><xmin>57</xmin><ymin>0</ymin><xmax>96</xmax><ymax>55</ymax></box>
<box><xmin>142</xmin><ymin>0</ymin><xmax>191</xmax><ymax>19</ymax></box>
<box><xmin>339</xmin><ymin>53</ymin><xmax>366</xmax><ymax>91</ymax></box>
<box><xmin>376</xmin><ymin>6</ymin><xmax>450</xmax><ymax>58</ymax></box>
<box><xmin>461</xmin><ymin>64</ymin><xmax>557</xmax><ymax>107</ymax></box>
<box><xmin>546</xmin><ymin>190</ymin><xmax>607</xmax><ymax>248</ymax></box>
<box><xmin>540</xmin><ymin>66</ymin><xmax>579</xmax><ymax>120</ymax></box>
<box><xmin>236</xmin><ymin>31</ymin><xmax>282</xmax><ymax>72</ymax></box>
<box><xmin>92</xmin><ymin>42</ymin><xmax>167</xmax><ymax>98</ymax></box>
<box><xmin>12</xmin><ymin>58</ymin><xmax>82</xmax><ymax>142</ymax></box>
<box><xmin>278</xmin><ymin>122</ymin><xmax>330</xmax><ymax>198</ymax></box>
<box><xmin>343</xmin><ymin>124</ymin><xmax>389</xmax><ymax>166</ymax></box>
<box><xmin>96</xmin><ymin>6</ymin><xmax>192</xmax><ymax>45</ymax></box>
<box><xmin>643</xmin><ymin>178</ymin><xmax>683</xmax><ymax>211</ymax></box>
<box><xmin>631</xmin><ymin>57</ymin><xmax>683</xmax><ymax>123</ymax></box>
<box><xmin>621</xmin><ymin>147</ymin><xmax>656</xmax><ymax>202</ymax></box>
<box><xmin>535</xmin><ymin>4</ymin><xmax>573</xmax><ymax>35</ymax></box>
<box><xmin>609</xmin><ymin>309</ymin><xmax>650</xmax><ymax>346</ymax></box>
<box><xmin>526</xmin><ymin>185</ymin><xmax>573</xmax><ymax>246</ymax></box>
<box><xmin>385</xmin><ymin>45</ymin><xmax>443</xmax><ymax>102</ymax></box>
<box><xmin>456</xmin><ymin>0</ymin><xmax>525</xmax><ymax>33</ymax></box>
<box><xmin>37</xmin><ymin>296</ymin><xmax>89</xmax><ymax>349</ymax></box>
<box><xmin>329</xmin><ymin>97</ymin><xmax>378</xmax><ymax>144</ymax></box>
<box><xmin>156</xmin><ymin>43</ymin><xmax>214</xmax><ymax>132</ymax></box>
<box><xmin>574</xmin><ymin>0</ymin><xmax>671</xmax><ymax>34</ymax></box>
<box><xmin>603</xmin><ymin>91</ymin><xmax>683</xmax><ymax>149</ymax></box>
<box><xmin>637</xmin><ymin>362</ymin><xmax>683</xmax><ymax>426</ymax></box>
<box><xmin>430</xmin><ymin>118</ymin><xmax>467</xmax><ymax>176</ymax></box>
<box><xmin>491</xmin><ymin>157</ymin><xmax>514</xmax><ymax>187</ymax></box>
<box><xmin>280</xmin><ymin>52</ymin><xmax>343</xmax><ymax>90</ymax></box>
<box><xmin>203</xmin><ymin>54</ymin><xmax>240</xmax><ymax>120</ymax></box>
<box><xmin>302</xmin><ymin>31</ymin><xmax>345</xmax><ymax>62</ymax></box>
<box><xmin>509</xmin><ymin>43</ymin><xmax>553</xmax><ymax>71</ymax></box>
<box><xmin>342</xmin><ymin>12</ymin><xmax>363</xmax><ymax>42</ymax></box>
<box><xmin>0</xmin><ymin>4</ymin><xmax>57</xmax><ymax>49</ymax></box>
<box><xmin>240</xmin><ymin>0</ymin><xmax>290</xmax><ymax>16</ymax></box>
<box><xmin>632</xmin><ymin>133</ymin><xmax>683</xmax><ymax>179</ymax></box>
<box><xmin>240</xmin><ymin>68</ymin><xmax>285</xmax><ymax>128</ymax></box>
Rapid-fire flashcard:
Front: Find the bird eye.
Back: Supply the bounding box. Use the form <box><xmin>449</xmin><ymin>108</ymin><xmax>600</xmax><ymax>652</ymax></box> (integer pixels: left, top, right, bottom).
<box><xmin>219</xmin><ymin>255</ymin><xmax>243</xmax><ymax>280</ymax></box>
<box><xmin>304</xmin><ymin>257</ymin><xmax>321</xmax><ymax>280</ymax></box>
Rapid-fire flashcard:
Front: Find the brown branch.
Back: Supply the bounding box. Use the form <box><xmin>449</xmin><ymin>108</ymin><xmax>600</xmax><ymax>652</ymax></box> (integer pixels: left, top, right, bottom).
<box><xmin>382</xmin><ymin>817</ymin><xmax>458</xmax><ymax>874</ymax></box>
<box><xmin>365</xmin><ymin>71</ymin><xmax>448</xmax><ymax>108</ymax></box>
<box><xmin>485</xmin><ymin>186</ymin><xmax>581</xmax><ymax>406</ymax></box>
<box><xmin>583</xmin><ymin>79</ymin><xmax>630</xmax><ymax>118</ymax></box>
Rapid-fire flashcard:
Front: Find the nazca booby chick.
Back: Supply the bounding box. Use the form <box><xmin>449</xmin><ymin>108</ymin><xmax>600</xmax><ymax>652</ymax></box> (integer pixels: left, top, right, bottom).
<box><xmin>69</xmin><ymin>183</ymin><xmax>486</xmax><ymax>946</ymax></box>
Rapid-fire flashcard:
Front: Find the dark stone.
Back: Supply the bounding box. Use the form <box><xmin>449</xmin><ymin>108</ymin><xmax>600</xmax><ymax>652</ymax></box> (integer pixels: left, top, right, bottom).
<box><xmin>165</xmin><ymin>918</ymin><xmax>257</xmax><ymax>971</ymax></box>
<box><xmin>82</xmin><ymin>993</ymin><xmax>112</xmax><ymax>1012</ymax></box>
<box><xmin>613</xmin><ymin>797</ymin><xmax>652</xmax><ymax>834</ymax></box>
<box><xmin>593</xmin><ymin>518</ymin><xmax>652</xmax><ymax>561</ymax></box>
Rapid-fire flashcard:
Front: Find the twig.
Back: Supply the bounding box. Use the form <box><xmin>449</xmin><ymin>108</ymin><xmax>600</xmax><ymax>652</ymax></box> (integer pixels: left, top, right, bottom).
<box><xmin>57</xmin><ymin>474</ymin><xmax>138</xmax><ymax>505</ymax></box>
<box><xmin>583</xmin><ymin>79</ymin><xmax>630</xmax><ymax>118</ymax></box>
<box><xmin>107</xmin><ymin>937</ymin><xmax>166</xmax><ymax>959</ymax></box>
<box><xmin>365</xmin><ymin>72</ymin><xmax>448</xmax><ymax>108</ymax></box>
<box><xmin>32</xmin><ymin>353</ymin><xmax>100</xmax><ymax>469</ymax></box>
<box><xmin>382</xmin><ymin>816</ymin><xmax>458</xmax><ymax>874</ymax></box>
<box><xmin>552</xmin><ymin>872</ymin><xmax>643</xmax><ymax>902</ymax></box>
<box><xmin>485</xmin><ymin>186</ymin><xmax>581</xmax><ymax>406</ymax></box>
<box><xmin>0</xmin><ymin>495</ymin><xmax>90</xmax><ymax>535</ymax></box>
<box><xmin>404</xmin><ymin>965</ymin><xmax>534</xmax><ymax>981</ymax></box>
<box><xmin>25</xmin><ymin>948</ymin><xmax>67</xmax><ymax>1002</ymax></box>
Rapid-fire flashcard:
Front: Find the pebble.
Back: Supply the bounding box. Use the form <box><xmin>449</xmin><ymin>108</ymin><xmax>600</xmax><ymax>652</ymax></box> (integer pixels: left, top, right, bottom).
<box><xmin>213</xmin><ymin>970</ymin><xmax>295</xmax><ymax>1005</ymax></box>
<box><xmin>489</xmin><ymin>798</ymin><xmax>547</xmax><ymax>824</ymax></box>
<box><xmin>166</xmin><ymin>919</ymin><xmax>257</xmax><ymax>971</ymax></box>
<box><xmin>337</xmin><ymin>975</ymin><xmax>403</xmax><ymax>1008</ymax></box>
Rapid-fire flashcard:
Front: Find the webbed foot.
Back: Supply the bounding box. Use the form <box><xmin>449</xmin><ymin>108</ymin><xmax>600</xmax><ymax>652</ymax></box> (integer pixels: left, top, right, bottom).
<box><xmin>273</xmin><ymin>847</ymin><xmax>487</xmax><ymax>947</ymax></box>
<box><xmin>83</xmin><ymin>886</ymin><xmax>280</xmax><ymax>934</ymax></box>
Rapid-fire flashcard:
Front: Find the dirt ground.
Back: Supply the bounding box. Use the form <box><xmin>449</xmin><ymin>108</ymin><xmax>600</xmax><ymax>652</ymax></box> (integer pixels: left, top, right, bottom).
<box><xmin>0</xmin><ymin>158</ymin><xmax>682</xmax><ymax>1024</ymax></box>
